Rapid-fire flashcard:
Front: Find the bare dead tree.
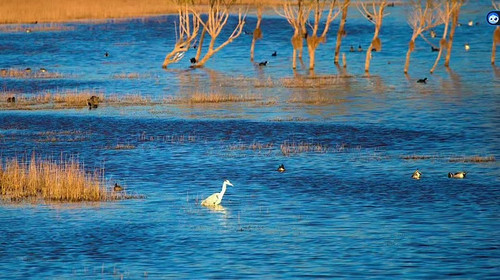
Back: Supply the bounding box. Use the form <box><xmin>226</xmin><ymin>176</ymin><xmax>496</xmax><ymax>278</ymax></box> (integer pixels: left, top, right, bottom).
<box><xmin>334</xmin><ymin>0</ymin><xmax>350</xmax><ymax>65</ymax></box>
<box><xmin>492</xmin><ymin>1</ymin><xmax>500</xmax><ymax>64</ymax></box>
<box><xmin>162</xmin><ymin>4</ymin><xmax>200</xmax><ymax>68</ymax></box>
<box><xmin>192</xmin><ymin>0</ymin><xmax>247</xmax><ymax>67</ymax></box>
<box><xmin>306</xmin><ymin>0</ymin><xmax>342</xmax><ymax>70</ymax></box>
<box><xmin>250</xmin><ymin>5</ymin><xmax>263</xmax><ymax>61</ymax></box>
<box><xmin>404</xmin><ymin>0</ymin><xmax>441</xmax><ymax>73</ymax></box>
<box><xmin>357</xmin><ymin>0</ymin><xmax>389</xmax><ymax>73</ymax></box>
<box><xmin>444</xmin><ymin>0</ymin><xmax>464</xmax><ymax>67</ymax></box>
<box><xmin>276</xmin><ymin>0</ymin><xmax>311</xmax><ymax>69</ymax></box>
<box><xmin>430</xmin><ymin>0</ymin><xmax>456</xmax><ymax>73</ymax></box>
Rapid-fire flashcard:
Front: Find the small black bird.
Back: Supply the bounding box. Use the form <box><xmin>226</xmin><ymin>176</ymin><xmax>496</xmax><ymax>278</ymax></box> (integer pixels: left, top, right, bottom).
<box><xmin>349</xmin><ymin>45</ymin><xmax>355</xmax><ymax>52</ymax></box>
<box><xmin>105</xmin><ymin>52</ymin><xmax>109</xmax><ymax>57</ymax></box>
<box><xmin>244</xmin><ymin>30</ymin><xmax>253</xmax><ymax>35</ymax></box>
<box><xmin>358</xmin><ymin>45</ymin><xmax>363</xmax><ymax>52</ymax></box>
<box><xmin>271</xmin><ymin>51</ymin><xmax>277</xmax><ymax>57</ymax></box>
<box><xmin>259</xmin><ymin>61</ymin><xmax>268</xmax><ymax>66</ymax></box>
<box><xmin>277</xmin><ymin>164</ymin><xmax>286</xmax><ymax>173</ymax></box>
<box><xmin>114</xmin><ymin>183</ymin><xmax>124</xmax><ymax>191</ymax></box>
<box><xmin>190</xmin><ymin>57</ymin><xmax>197</xmax><ymax>64</ymax></box>
<box><xmin>431</xmin><ymin>46</ymin><xmax>439</xmax><ymax>52</ymax></box>
<box><xmin>417</xmin><ymin>77</ymin><xmax>427</xmax><ymax>84</ymax></box>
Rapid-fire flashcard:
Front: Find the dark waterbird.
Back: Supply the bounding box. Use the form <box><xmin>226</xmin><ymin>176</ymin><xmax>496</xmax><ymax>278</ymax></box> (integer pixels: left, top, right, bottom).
<box><xmin>271</xmin><ymin>51</ymin><xmax>277</xmax><ymax>57</ymax></box>
<box><xmin>431</xmin><ymin>46</ymin><xmax>439</xmax><ymax>52</ymax></box>
<box><xmin>417</xmin><ymin>77</ymin><xmax>427</xmax><ymax>84</ymax></box>
<box><xmin>358</xmin><ymin>45</ymin><xmax>363</xmax><ymax>52</ymax></box>
<box><xmin>87</xmin><ymin>95</ymin><xmax>100</xmax><ymax>109</ymax></box>
<box><xmin>114</xmin><ymin>183</ymin><xmax>124</xmax><ymax>191</ymax></box>
<box><xmin>259</xmin><ymin>61</ymin><xmax>268</xmax><ymax>66</ymax></box>
<box><xmin>6</xmin><ymin>96</ymin><xmax>15</xmax><ymax>103</ymax></box>
<box><xmin>277</xmin><ymin>164</ymin><xmax>286</xmax><ymax>173</ymax></box>
<box><xmin>349</xmin><ymin>45</ymin><xmax>355</xmax><ymax>52</ymax></box>
<box><xmin>25</xmin><ymin>67</ymin><xmax>31</xmax><ymax>72</ymax></box>
<box><xmin>105</xmin><ymin>52</ymin><xmax>109</xmax><ymax>57</ymax></box>
<box><xmin>190</xmin><ymin>57</ymin><xmax>197</xmax><ymax>64</ymax></box>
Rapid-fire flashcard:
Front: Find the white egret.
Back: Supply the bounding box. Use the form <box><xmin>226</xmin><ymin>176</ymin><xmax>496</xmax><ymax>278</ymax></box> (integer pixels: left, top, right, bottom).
<box><xmin>201</xmin><ymin>180</ymin><xmax>233</xmax><ymax>206</ymax></box>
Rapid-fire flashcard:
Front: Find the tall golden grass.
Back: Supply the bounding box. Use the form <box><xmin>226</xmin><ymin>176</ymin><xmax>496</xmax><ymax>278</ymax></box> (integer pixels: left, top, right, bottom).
<box><xmin>0</xmin><ymin>0</ymin><xmax>288</xmax><ymax>24</ymax></box>
<box><xmin>177</xmin><ymin>92</ymin><xmax>263</xmax><ymax>104</ymax></box>
<box><xmin>0</xmin><ymin>156</ymin><xmax>127</xmax><ymax>202</ymax></box>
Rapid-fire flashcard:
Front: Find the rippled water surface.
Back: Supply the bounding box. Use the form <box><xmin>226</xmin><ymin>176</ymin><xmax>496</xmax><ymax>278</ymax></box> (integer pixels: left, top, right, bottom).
<box><xmin>0</xmin><ymin>2</ymin><xmax>499</xmax><ymax>279</ymax></box>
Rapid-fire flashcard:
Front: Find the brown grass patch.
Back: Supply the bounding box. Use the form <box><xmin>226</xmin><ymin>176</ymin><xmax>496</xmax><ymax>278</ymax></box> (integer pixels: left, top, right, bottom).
<box><xmin>449</xmin><ymin>155</ymin><xmax>496</xmax><ymax>163</ymax></box>
<box><xmin>0</xmin><ymin>68</ymin><xmax>63</xmax><ymax>79</ymax></box>
<box><xmin>228</xmin><ymin>142</ymin><xmax>274</xmax><ymax>151</ymax></box>
<box><xmin>0</xmin><ymin>156</ymin><xmax>134</xmax><ymax>202</ymax></box>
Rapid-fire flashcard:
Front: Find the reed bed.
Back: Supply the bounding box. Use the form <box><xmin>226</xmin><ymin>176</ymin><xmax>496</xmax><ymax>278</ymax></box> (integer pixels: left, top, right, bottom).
<box><xmin>401</xmin><ymin>155</ymin><xmax>437</xmax><ymax>160</ymax></box>
<box><xmin>111</xmin><ymin>73</ymin><xmax>141</xmax><ymax>79</ymax></box>
<box><xmin>0</xmin><ymin>24</ymin><xmax>74</xmax><ymax>33</ymax></box>
<box><xmin>281</xmin><ymin>75</ymin><xmax>348</xmax><ymax>88</ymax></box>
<box><xmin>0</xmin><ymin>0</ymin><xmax>288</xmax><ymax>24</ymax></box>
<box><xmin>0</xmin><ymin>90</ymin><xmax>156</xmax><ymax>110</ymax></box>
<box><xmin>110</xmin><ymin>144</ymin><xmax>136</xmax><ymax>150</ymax></box>
<box><xmin>280</xmin><ymin>141</ymin><xmax>329</xmax><ymax>156</ymax></box>
<box><xmin>228</xmin><ymin>142</ymin><xmax>274</xmax><ymax>151</ymax></box>
<box><xmin>449</xmin><ymin>155</ymin><xmax>496</xmax><ymax>163</ymax></box>
<box><xmin>0</xmin><ymin>68</ymin><xmax>63</xmax><ymax>79</ymax></box>
<box><xmin>288</xmin><ymin>92</ymin><xmax>348</xmax><ymax>105</ymax></box>
<box><xmin>178</xmin><ymin>92</ymin><xmax>263</xmax><ymax>104</ymax></box>
<box><xmin>0</xmin><ymin>156</ymin><xmax>129</xmax><ymax>202</ymax></box>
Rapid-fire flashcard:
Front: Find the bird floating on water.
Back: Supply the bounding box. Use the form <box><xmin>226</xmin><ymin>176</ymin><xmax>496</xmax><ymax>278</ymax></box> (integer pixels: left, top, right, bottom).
<box><xmin>412</xmin><ymin>170</ymin><xmax>422</xmax><ymax>180</ymax></box>
<box><xmin>114</xmin><ymin>183</ymin><xmax>124</xmax><ymax>191</ymax></box>
<box><xmin>271</xmin><ymin>51</ymin><xmax>277</xmax><ymax>57</ymax></box>
<box><xmin>105</xmin><ymin>52</ymin><xmax>109</xmax><ymax>57</ymax></box>
<box><xmin>464</xmin><ymin>43</ymin><xmax>470</xmax><ymax>51</ymax></box>
<box><xmin>277</xmin><ymin>164</ymin><xmax>286</xmax><ymax>173</ymax></box>
<box><xmin>417</xmin><ymin>77</ymin><xmax>427</xmax><ymax>84</ymax></box>
<box><xmin>430</xmin><ymin>30</ymin><xmax>436</xmax><ymax>38</ymax></box>
<box><xmin>431</xmin><ymin>46</ymin><xmax>439</xmax><ymax>52</ymax></box>
<box><xmin>201</xmin><ymin>180</ymin><xmax>233</xmax><ymax>206</ymax></box>
<box><xmin>349</xmin><ymin>45</ymin><xmax>355</xmax><ymax>52</ymax></box>
<box><xmin>258</xmin><ymin>61</ymin><xmax>268</xmax><ymax>66</ymax></box>
<box><xmin>190</xmin><ymin>57</ymin><xmax>197</xmax><ymax>64</ymax></box>
<box><xmin>448</xmin><ymin>171</ymin><xmax>467</xmax><ymax>179</ymax></box>
<box><xmin>468</xmin><ymin>20</ymin><xmax>474</xmax><ymax>27</ymax></box>
<box><xmin>358</xmin><ymin>45</ymin><xmax>363</xmax><ymax>52</ymax></box>
<box><xmin>39</xmin><ymin>68</ymin><xmax>47</xmax><ymax>73</ymax></box>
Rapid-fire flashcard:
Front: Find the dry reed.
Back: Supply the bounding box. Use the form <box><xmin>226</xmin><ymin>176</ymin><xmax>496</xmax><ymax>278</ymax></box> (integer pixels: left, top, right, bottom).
<box><xmin>111</xmin><ymin>144</ymin><xmax>136</xmax><ymax>150</ymax></box>
<box><xmin>401</xmin><ymin>155</ymin><xmax>437</xmax><ymax>160</ymax></box>
<box><xmin>280</xmin><ymin>140</ymin><xmax>328</xmax><ymax>156</ymax></box>
<box><xmin>449</xmin><ymin>155</ymin><xmax>496</xmax><ymax>163</ymax></box>
<box><xmin>0</xmin><ymin>156</ymin><xmax>129</xmax><ymax>202</ymax></box>
<box><xmin>0</xmin><ymin>24</ymin><xmax>73</xmax><ymax>33</ymax></box>
<box><xmin>0</xmin><ymin>68</ymin><xmax>63</xmax><ymax>79</ymax></box>
<box><xmin>178</xmin><ymin>92</ymin><xmax>263</xmax><ymax>104</ymax></box>
<box><xmin>0</xmin><ymin>90</ymin><xmax>156</xmax><ymax>110</ymax></box>
<box><xmin>281</xmin><ymin>75</ymin><xmax>349</xmax><ymax>88</ymax></box>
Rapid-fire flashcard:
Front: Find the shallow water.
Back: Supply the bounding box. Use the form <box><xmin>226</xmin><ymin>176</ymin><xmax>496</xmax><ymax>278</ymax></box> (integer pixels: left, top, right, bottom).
<box><xmin>0</xmin><ymin>2</ymin><xmax>499</xmax><ymax>279</ymax></box>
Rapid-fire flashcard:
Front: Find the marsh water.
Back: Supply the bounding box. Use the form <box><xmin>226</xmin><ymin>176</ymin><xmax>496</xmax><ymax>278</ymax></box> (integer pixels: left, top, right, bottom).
<box><xmin>0</xmin><ymin>2</ymin><xmax>499</xmax><ymax>279</ymax></box>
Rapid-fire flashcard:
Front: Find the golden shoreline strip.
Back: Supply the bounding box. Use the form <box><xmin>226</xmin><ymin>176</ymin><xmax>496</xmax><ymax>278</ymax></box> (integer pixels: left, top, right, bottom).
<box><xmin>0</xmin><ymin>0</ymin><xmax>289</xmax><ymax>24</ymax></box>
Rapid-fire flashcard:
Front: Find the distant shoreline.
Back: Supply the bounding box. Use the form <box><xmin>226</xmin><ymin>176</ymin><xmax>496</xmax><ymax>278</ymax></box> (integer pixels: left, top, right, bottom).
<box><xmin>0</xmin><ymin>0</ymin><xmax>287</xmax><ymax>24</ymax></box>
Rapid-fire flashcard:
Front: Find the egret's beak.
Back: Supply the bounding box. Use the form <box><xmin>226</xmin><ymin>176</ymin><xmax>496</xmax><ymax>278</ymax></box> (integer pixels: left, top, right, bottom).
<box><xmin>227</xmin><ymin>182</ymin><xmax>234</xmax><ymax>187</ymax></box>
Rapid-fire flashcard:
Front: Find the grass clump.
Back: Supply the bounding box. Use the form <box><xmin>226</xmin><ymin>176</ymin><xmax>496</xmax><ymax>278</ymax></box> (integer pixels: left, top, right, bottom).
<box><xmin>0</xmin><ymin>68</ymin><xmax>63</xmax><ymax>79</ymax></box>
<box><xmin>0</xmin><ymin>156</ymin><xmax>132</xmax><ymax>202</ymax></box>
<box><xmin>401</xmin><ymin>155</ymin><xmax>436</xmax><ymax>160</ymax></box>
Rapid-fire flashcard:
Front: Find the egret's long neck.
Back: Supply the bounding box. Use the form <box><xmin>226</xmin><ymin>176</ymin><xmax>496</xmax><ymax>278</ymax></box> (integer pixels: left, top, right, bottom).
<box><xmin>220</xmin><ymin>182</ymin><xmax>227</xmax><ymax>197</ymax></box>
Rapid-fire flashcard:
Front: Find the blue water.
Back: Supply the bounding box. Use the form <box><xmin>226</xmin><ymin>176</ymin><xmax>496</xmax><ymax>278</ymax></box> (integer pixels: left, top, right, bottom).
<box><xmin>0</xmin><ymin>2</ymin><xmax>499</xmax><ymax>279</ymax></box>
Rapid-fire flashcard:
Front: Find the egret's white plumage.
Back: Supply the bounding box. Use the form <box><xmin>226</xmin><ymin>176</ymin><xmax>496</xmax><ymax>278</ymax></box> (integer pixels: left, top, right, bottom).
<box><xmin>201</xmin><ymin>180</ymin><xmax>233</xmax><ymax>206</ymax></box>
